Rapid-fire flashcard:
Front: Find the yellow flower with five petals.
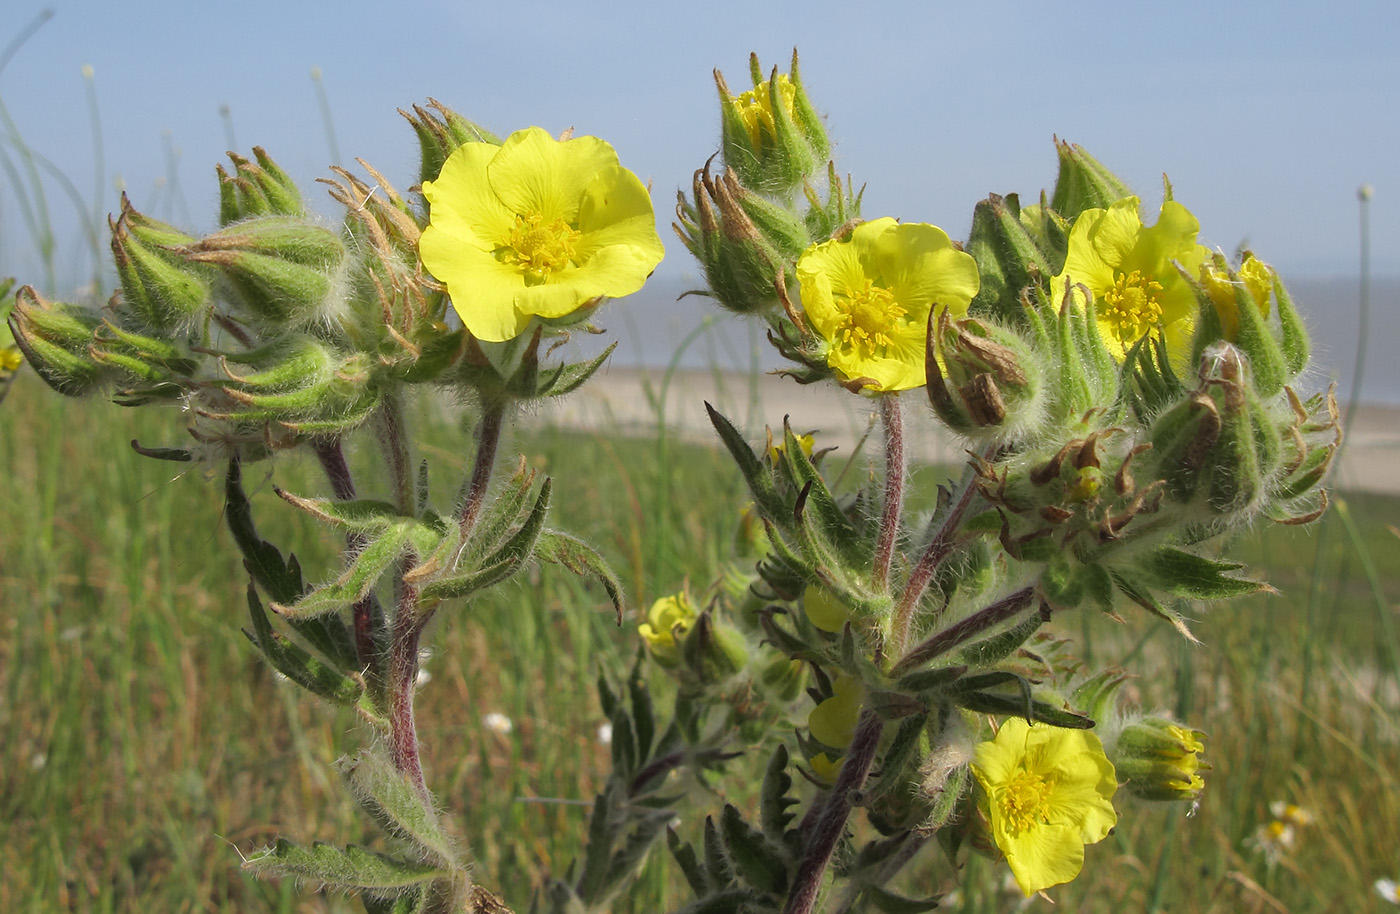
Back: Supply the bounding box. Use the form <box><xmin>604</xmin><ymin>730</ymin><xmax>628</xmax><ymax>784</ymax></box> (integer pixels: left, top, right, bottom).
<box><xmin>1052</xmin><ymin>197</ymin><xmax>1208</xmax><ymax>366</ymax></box>
<box><xmin>971</xmin><ymin>717</ymin><xmax>1118</xmax><ymax>896</ymax></box>
<box><xmin>419</xmin><ymin>127</ymin><xmax>664</xmax><ymax>342</ymax></box>
<box><xmin>796</xmin><ymin>217</ymin><xmax>979</xmax><ymax>392</ymax></box>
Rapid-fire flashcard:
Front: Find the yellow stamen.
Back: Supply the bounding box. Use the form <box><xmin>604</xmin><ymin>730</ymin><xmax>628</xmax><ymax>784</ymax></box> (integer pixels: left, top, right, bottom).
<box><xmin>1100</xmin><ymin>269</ymin><xmax>1164</xmax><ymax>344</ymax></box>
<box><xmin>1003</xmin><ymin>768</ymin><xmax>1054</xmax><ymax>834</ymax></box>
<box><xmin>834</xmin><ymin>280</ymin><xmax>905</xmax><ymax>358</ymax></box>
<box><xmin>498</xmin><ymin>212</ymin><xmax>580</xmax><ymax>283</ymax></box>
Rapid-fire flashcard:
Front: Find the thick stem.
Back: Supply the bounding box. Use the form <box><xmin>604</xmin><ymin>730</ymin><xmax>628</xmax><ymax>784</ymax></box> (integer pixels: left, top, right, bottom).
<box><xmin>387</xmin><ymin>566</ymin><xmax>429</xmax><ymax>799</ymax></box>
<box><xmin>311</xmin><ymin>435</ymin><xmax>357</xmax><ymax>501</ymax></box>
<box><xmin>891</xmin><ymin>585</ymin><xmax>1037</xmax><ymax>678</ymax></box>
<box><xmin>887</xmin><ymin>471</ymin><xmax>980</xmax><ymax>659</ymax></box>
<box><xmin>458</xmin><ymin>398</ymin><xmax>506</xmax><ymax>546</ymax></box>
<box><xmin>872</xmin><ymin>395</ymin><xmax>906</xmax><ymax>593</ymax></box>
<box><xmin>783</xmin><ymin>709</ymin><xmax>885</xmax><ymax>914</ymax></box>
<box><xmin>377</xmin><ymin>393</ymin><xmax>414</xmax><ymax>516</ymax></box>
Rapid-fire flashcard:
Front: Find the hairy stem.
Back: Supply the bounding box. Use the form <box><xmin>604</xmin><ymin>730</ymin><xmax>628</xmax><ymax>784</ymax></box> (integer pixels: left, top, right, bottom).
<box><xmin>891</xmin><ymin>585</ymin><xmax>1037</xmax><ymax>678</ymax></box>
<box><xmin>387</xmin><ymin>561</ymin><xmax>428</xmax><ymax>799</ymax></box>
<box><xmin>458</xmin><ymin>397</ymin><xmax>506</xmax><ymax>546</ymax></box>
<box><xmin>783</xmin><ymin>709</ymin><xmax>885</xmax><ymax>914</ymax></box>
<box><xmin>377</xmin><ymin>392</ymin><xmax>414</xmax><ymax>515</ymax></box>
<box><xmin>311</xmin><ymin>436</ymin><xmax>379</xmax><ymax>676</ymax></box>
<box><xmin>872</xmin><ymin>394</ymin><xmax>906</xmax><ymax>592</ymax></box>
<box><xmin>887</xmin><ymin>468</ymin><xmax>981</xmax><ymax>659</ymax></box>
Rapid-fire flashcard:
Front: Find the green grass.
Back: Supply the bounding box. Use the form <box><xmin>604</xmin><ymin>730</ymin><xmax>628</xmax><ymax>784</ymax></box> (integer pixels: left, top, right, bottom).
<box><xmin>2</xmin><ymin>371</ymin><xmax>1398</xmax><ymax>913</ymax></box>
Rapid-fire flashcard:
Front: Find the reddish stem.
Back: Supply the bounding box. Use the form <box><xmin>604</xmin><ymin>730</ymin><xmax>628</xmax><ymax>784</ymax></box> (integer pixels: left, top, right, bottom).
<box><xmin>872</xmin><ymin>395</ymin><xmax>905</xmax><ymax>592</ymax></box>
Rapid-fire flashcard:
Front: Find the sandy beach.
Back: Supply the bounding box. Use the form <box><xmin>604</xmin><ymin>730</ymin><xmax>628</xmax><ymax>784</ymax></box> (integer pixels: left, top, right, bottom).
<box><xmin>527</xmin><ymin>366</ymin><xmax>1400</xmax><ymax>496</ymax></box>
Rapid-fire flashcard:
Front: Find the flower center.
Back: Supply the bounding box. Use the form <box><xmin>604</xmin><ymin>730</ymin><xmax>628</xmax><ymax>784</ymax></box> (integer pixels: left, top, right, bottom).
<box><xmin>1002</xmin><ymin>768</ymin><xmax>1053</xmax><ymax>834</ymax></box>
<box><xmin>498</xmin><ymin>212</ymin><xmax>581</xmax><ymax>284</ymax></box>
<box><xmin>1099</xmin><ymin>269</ymin><xmax>1164</xmax><ymax>345</ymax></box>
<box><xmin>834</xmin><ymin>280</ymin><xmax>905</xmax><ymax>358</ymax></box>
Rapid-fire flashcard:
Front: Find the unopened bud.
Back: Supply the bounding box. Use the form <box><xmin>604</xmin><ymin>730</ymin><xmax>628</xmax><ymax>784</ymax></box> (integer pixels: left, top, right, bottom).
<box><xmin>682</xmin><ymin>611</ymin><xmax>750</xmax><ymax>685</ymax></box>
<box><xmin>1112</xmin><ymin>716</ymin><xmax>1207</xmax><ymax>802</ymax></box>
<box><xmin>1049</xmin><ymin>140</ymin><xmax>1134</xmax><ymax>221</ymax></box>
<box><xmin>7</xmin><ymin>286</ymin><xmax>105</xmax><ymax>395</ymax></box>
<box><xmin>638</xmin><ymin>592</ymin><xmax>697</xmax><ymax>668</ymax></box>
<box><xmin>400</xmin><ymin>98</ymin><xmax>499</xmax><ymax>186</ymax></box>
<box><xmin>965</xmin><ymin>193</ymin><xmax>1056</xmax><ymax>325</ymax></box>
<box><xmin>716</xmin><ymin>50</ymin><xmax>829</xmax><ymax>196</ymax></box>
<box><xmin>216</xmin><ymin>148</ymin><xmax>303</xmax><ymax>224</ymax></box>
<box><xmin>110</xmin><ymin>212</ymin><xmax>211</xmax><ymax>331</ymax></box>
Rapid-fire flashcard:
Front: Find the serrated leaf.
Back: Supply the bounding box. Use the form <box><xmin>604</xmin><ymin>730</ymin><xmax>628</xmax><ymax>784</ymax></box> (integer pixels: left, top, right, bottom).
<box><xmin>242</xmin><ymin>838</ymin><xmax>446</xmax><ymax>892</ymax></box>
<box><xmin>702</xmin><ymin>816</ymin><xmax>734</xmax><ymax>889</ymax></box>
<box><xmin>954</xmin><ymin>689</ymin><xmax>1094</xmax><ymax>729</ymax></box>
<box><xmin>459</xmin><ymin>462</ymin><xmax>539</xmax><ymax>567</ymax></box>
<box><xmin>534</xmin><ymin>530</ymin><xmax>625</xmax><ymax>623</ymax></box>
<box><xmin>244</xmin><ymin>585</ymin><xmax>364</xmax><ymax>707</ymax></box>
<box><xmin>275</xmin><ymin>523</ymin><xmax>413</xmax><ymax>619</ymax></box>
<box><xmin>894</xmin><ymin>664</ymin><xmax>967</xmax><ymax>694</ymax></box>
<box><xmin>668</xmin><ymin>828</ymin><xmax>709</xmax><ymax>897</ymax></box>
<box><xmin>720</xmin><ymin>803</ymin><xmax>788</xmax><ymax>894</ymax></box>
<box><xmin>337</xmin><ymin>750</ymin><xmax>457</xmax><ymax>867</ymax></box>
<box><xmin>577</xmin><ymin>782</ymin><xmax>619</xmax><ymax>900</ymax></box>
<box><xmin>599</xmin><ymin>809</ymin><xmax>674</xmax><ymax>901</ymax></box>
<box><xmin>759</xmin><ymin>745</ymin><xmax>797</xmax><ymax>844</ymax></box>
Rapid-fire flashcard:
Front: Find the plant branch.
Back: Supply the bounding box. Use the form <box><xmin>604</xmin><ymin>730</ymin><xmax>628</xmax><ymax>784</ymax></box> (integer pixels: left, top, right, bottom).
<box><xmin>377</xmin><ymin>392</ymin><xmax>414</xmax><ymax>515</ymax></box>
<box><xmin>386</xmin><ymin>560</ymin><xmax>428</xmax><ymax>799</ymax></box>
<box><xmin>458</xmin><ymin>397</ymin><xmax>507</xmax><ymax>546</ymax></box>
<box><xmin>891</xmin><ymin>585</ymin><xmax>1037</xmax><ymax>678</ymax></box>
<box><xmin>310</xmin><ymin>436</ymin><xmax>380</xmax><ymax>676</ymax></box>
<box><xmin>783</xmin><ymin>708</ymin><xmax>885</xmax><ymax>914</ymax></box>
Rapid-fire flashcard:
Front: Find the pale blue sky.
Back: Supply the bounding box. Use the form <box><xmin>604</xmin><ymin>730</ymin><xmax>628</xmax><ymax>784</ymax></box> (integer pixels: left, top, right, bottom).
<box><xmin>3</xmin><ymin>0</ymin><xmax>1397</xmax><ymax>292</ymax></box>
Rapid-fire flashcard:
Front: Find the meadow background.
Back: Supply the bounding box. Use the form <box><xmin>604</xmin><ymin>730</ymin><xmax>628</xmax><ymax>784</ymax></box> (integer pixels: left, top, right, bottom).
<box><xmin>4</xmin><ymin>1</ymin><xmax>1400</xmax><ymax>911</ymax></box>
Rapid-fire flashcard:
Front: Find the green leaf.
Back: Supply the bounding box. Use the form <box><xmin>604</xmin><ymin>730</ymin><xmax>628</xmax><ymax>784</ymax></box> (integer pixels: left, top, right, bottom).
<box><xmin>672</xmin><ymin>889</ymin><xmax>756</xmax><ymax>914</ymax></box>
<box><xmin>458</xmin><ymin>463</ymin><xmax>538</xmax><ymax>567</ymax></box>
<box><xmin>242</xmin><ymin>838</ymin><xmax>446</xmax><ymax>892</ymax></box>
<box><xmin>274</xmin><ymin>523</ymin><xmax>413</xmax><ymax>619</ymax></box>
<box><xmin>418</xmin><ymin>556</ymin><xmax>522</xmax><ymax>605</ymax></box>
<box><xmin>668</xmin><ymin>828</ymin><xmax>709</xmax><ymax>897</ymax></box>
<box><xmin>243</xmin><ymin>585</ymin><xmax>364</xmax><ymax>707</ymax></box>
<box><xmin>702</xmin><ymin>816</ymin><xmax>734</xmax><ymax>889</ymax></box>
<box><xmin>536</xmin><ymin>342</ymin><xmax>618</xmax><ymax>398</ymax></box>
<box><xmin>477</xmin><ymin>478</ymin><xmax>551</xmax><ymax>569</ymax></box>
<box><xmin>705</xmin><ymin>402</ymin><xmax>786</xmax><ymax>523</ymax></box>
<box><xmin>275</xmin><ymin>489</ymin><xmax>402</xmax><ymax>533</ymax></box>
<box><xmin>720</xmin><ymin>803</ymin><xmax>788</xmax><ymax>894</ymax></box>
<box><xmin>337</xmin><ymin>749</ymin><xmax>457</xmax><ymax>866</ymax></box>
<box><xmin>534</xmin><ymin>530</ymin><xmax>625</xmax><ymax>624</ymax></box>
<box><xmin>759</xmin><ymin>745</ymin><xmax>798</xmax><ymax>845</ymax></box>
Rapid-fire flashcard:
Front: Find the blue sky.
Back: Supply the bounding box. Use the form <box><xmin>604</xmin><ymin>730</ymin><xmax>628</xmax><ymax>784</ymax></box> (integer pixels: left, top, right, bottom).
<box><xmin>3</xmin><ymin>0</ymin><xmax>1398</xmax><ymax>293</ymax></box>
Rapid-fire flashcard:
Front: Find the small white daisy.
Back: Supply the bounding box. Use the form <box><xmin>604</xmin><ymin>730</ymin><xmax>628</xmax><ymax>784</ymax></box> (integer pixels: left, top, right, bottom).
<box><xmin>482</xmin><ymin>712</ymin><xmax>513</xmax><ymax>735</ymax></box>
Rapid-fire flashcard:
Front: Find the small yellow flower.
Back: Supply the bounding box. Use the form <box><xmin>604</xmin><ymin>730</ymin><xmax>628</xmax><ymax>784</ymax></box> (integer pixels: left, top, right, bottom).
<box><xmin>796</xmin><ymin>217</ymin><xmax>980</xmax><ymax>392</ymax></box>
<box><xmin>420</xmin><ymin>127</ymin><xmax>664</xmax><ymax>342</ymax></box>
<box><xmin>1201</xmin><ymin>252</ymin><xmax>1274</xmax><ymax>341</ymax></box>
<box><xmin>1053</xmin><ymin>197</ymin><xmax>1208</xmax><ymax>366</ymax></box>
<box><xmin>1</xmin><ymin>345</ymin><xmax>21</xmax><ymax>374</ymax></box>
<box><xmin>808</xmin><ymin>674</ymin><xmax>864</xmax><ymax>749</ymax></box>
<box><xmin>971</xmin><ymin>717</ymin><xmax>1118</xmax><ymax>896</ymax></box>
<box><xmin>802</xmin><ymin>584</ymin><xmax>852</xmax><ymax>634</ymax></box>
<box><xmin>638</xmin><ymin>593</ymin><xmax>697</xmax><ymax>667</ymax></box>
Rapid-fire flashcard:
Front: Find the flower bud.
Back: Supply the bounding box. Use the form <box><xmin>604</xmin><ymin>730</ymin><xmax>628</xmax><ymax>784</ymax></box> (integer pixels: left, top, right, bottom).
<box><xmin>926</xmin><ymin>311</ymin><xmax>1046</xmax><ymax>444</ymax></box>
<box><xmin>399</xmin><ymin>98</ymin><xmax>500</xmax><ymax>187</ymax></box>
<box><xmin>674</xmin><ymin>163</ymin><xmax>808</xmax><ymax>316</ymax></box>
<box><xmin>7</xmin><ymin>286</ymin><xmax>105</xmax><ymax>395</ymax></box>
<box><xmin>681</xmin><ymin>611</ymin><xmax>750</xmax><ymax>685</ymax></box>
<box><xmin>716</xmin><ymin>50</ymin><xmax>829</xmax><ymax>197</ymax></box>
<box><xmin>110</xmin><ymin>210</ymin><xmax>211</xmax><ymax>332</ymax></box>
<box><xmin>965</xmin><ymin>193</ymin><xmax>1057</xmax><ymax>326</ymax></box>
<box><xmin>1111</xmin><ymin>716</ymin><xmax>1207</xmax><ymax>802</ymax></box>
<box><xmin>216</xmin><ymin>148</ymin><xmax>304</xmax><ymax>224</ymax></box>
<box><xmin>1049</xmin><ymin>139</ymin><xmax>1134</xmax><ymax>222</ymax></box>
<box><xmin>1190</xmin><ymin>253</ymin><xmax>1288</xmax><ymax>398</ymax></box>
<box><xmin>756</xmin><ymin>655</ymin><xmax>806</xmax><ymax>702</ymax></box>
<box><xmin>213</xmin><ymin>349</ymin><xmax>378</xmax><ymax>432</ymax></box>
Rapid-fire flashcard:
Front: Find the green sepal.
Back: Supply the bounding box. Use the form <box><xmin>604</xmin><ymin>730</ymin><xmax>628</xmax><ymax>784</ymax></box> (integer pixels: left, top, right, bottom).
<box><xmin>393</xmin><ymin>328</ymin><xmax>466</xmax><ymax>384</ymax></box>
<box><xmin>242</xmin><ymin>837</ymin><xmax>447</xmax><ymax>892</ymax></box>
<box><xmin>191</xmin><ymin>249</ymin><xmax>332</xmax><ymax>325</ymax></box>
<box><xmin>1273</xmin><ymin>274</ymin><xmax>1310</xmax><ymax>378</ymax></box>
<box><xmin>218</xmin><ymin>336</ymin><xmax>334</xmax><ymax>391</ymax></box>
<box><xmin>1110</xmin><ymin>568</ymin><xmax>1197</xmax><ymax>641</ymax></box>
<box><xmin>1228</xmin><ymin>274</ymin><xmax>1288</xmax><ymax>398</ymax></box>
<box><xmin>93</xmin><ymin>322</ymin><xmax>200</xmax><ymax>375</ymax></box>
<box><xmin>534</xmin><ymin>530</ymin><xmax>625</xmax><ymax>624</ymax></box>
<box><xmin>1050</xmin><ymin>140</ymin><xmax>1133</xmax><ymax>221</ymax></box>
<box><xmin>193</xmin><ymin>216</ymin><xmax>344</xmax><ymax>269</ymax></box>
<box><xmin>533</xmin><ymin>342</ymin><xmax>617</xmax><ymax>398</ymax></box>
<box><xmin>337</xmin><ymin>749</ymin><xmax>457</xmax><ymax>867</ymax></box>
<box><xmin>719</xmin><ymin>803</ymin><xmax>789</xmax><ymax>894</ymax></box>
<box><xmin>965</xmin><ymin>192</ymin><xmax>1054</xmax><ymax>326</ymax></box>
<box><xmin>110</xmin><ymin>215</ymin><xmax>211</xmax><ymax>331</ymax></box>
<box><xmin>862</xmin><ymin>885</ymin><xmax>943</xmax><ymax>914</ymax></box>
<box><xmin>243</xmin><ymin>584</ymin><xmax>365</xmax><ymax>708</ymax></box>
<box><xmin>1138</xmin><ymin>547</ymin><xmax>1270</xmax><ymax>600</ymax></box>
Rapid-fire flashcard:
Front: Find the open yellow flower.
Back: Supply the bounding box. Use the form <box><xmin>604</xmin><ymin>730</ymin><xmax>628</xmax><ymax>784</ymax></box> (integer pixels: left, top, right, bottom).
<box><xmin>971</xmin><ymin>717</ymin><xmax>1118</xmax><ymax>896</ymax></box>
<box><xmin>419</xmin><ymin>127</ymin><xmax>664</xmax><ymax>342</ymax></box>
<box><xmin>1053</xmin><ymin>197</ymin><xmax>1208</xmax><ymax>365</ymax></box>
<box><xmin>796</xmin><ymin>217</ymin><xmax>979</xmax><ymax>392</ymax></box>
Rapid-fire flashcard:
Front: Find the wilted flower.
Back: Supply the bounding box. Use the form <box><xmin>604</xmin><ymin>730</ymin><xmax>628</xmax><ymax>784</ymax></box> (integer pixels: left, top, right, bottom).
<box><xmin>971</xmin><ymin>717</ymin><xmax>1118</xmax><ymax>896</ymax></box>
<box><xmin>1053</xmin><ymin>197</ymin><xmax>1208</xmax><ymax>365</ymax></box>
<box><xmin>796</xmin><ymin>217</ymin><xmax>979</xmax><ymax>392</ymax></box>
<box><xmin>420</xmin><ymin>126</ymin><xmax>664</xmax><ymax>342</ymax></box>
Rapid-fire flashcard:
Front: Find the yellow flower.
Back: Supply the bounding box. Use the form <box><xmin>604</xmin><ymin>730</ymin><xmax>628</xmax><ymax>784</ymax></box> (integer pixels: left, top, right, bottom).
<box><xmin>802</xmin><ymin>584</ymin><xmax>852</xmax><ymax>634</ymax></box>
<box><xmin>419</xmin><ymin>126</ymin><xmax>664</xmax><ymax>343</ymax></box>
<box><xmin>1053</xmin><ymin>197</ymin><xmax>1208</xmax><ymax>365</ymax></box>
<box><xmin>971</xmin><ymin>717</ymin><xmax>1118</xmax><ymax>896</ymax></box>
<box><xmin>808</xmin><ymin>674</ymin><xmax>864</xmax><ymax>749</ymax></box>
<box><xmin>1200</xmin><ymin>251</ymin><xmax>1274</xmax><ymax>341</ymax></box>
<box><xmin>1</xmin><ymin>345</ymin><xmax>21</xmax><ymax>374</ymax></box>
<box><xmin>638</xmin><ymin>593</ymin><xmax>697</xmax><ymax>666</ymax></box>
<box><xmin>796</xmin><ymin>217</ymin><xmax>980</xmax><ymax>392</ymax></box>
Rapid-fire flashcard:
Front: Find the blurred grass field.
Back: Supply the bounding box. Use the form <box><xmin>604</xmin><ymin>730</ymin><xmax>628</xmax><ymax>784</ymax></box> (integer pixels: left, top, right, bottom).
<box><xmin>2</xmin><ymin>368</ymin><xmax>1398</xmax><ymax>913</ymax></box>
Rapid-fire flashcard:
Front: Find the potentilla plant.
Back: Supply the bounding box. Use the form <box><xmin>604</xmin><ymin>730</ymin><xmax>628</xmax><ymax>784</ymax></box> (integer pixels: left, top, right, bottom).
<box><xmin>664</xmin><ymin>51</ymin><xmax>1339</xmax><ymax>910</ymax></box>
<box><xmin>8</xmin><ymin>102</ymin><xmax>672</xmax><ymax>912</ymax></box>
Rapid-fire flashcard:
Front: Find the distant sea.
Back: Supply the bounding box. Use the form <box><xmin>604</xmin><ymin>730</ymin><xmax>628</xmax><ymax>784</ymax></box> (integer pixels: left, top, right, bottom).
<box><xmin>575</xmin><ymin>276</ymin><xmax>1400</xmax><ymax>407</ymax></box>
